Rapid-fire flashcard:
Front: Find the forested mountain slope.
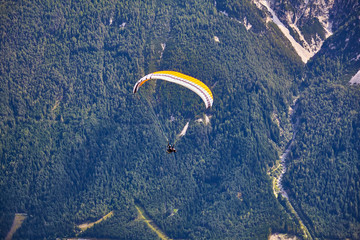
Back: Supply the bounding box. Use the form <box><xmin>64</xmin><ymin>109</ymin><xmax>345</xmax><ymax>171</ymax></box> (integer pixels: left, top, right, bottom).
<box><xmin>283</xmin><ymin>10</ymin><xmax>360</xmax><ymax>239</ymax></box>
<box><xmin>0</xmin><ymin>0</ymin><xmax>358</xmax><ymax>239</ymax></box>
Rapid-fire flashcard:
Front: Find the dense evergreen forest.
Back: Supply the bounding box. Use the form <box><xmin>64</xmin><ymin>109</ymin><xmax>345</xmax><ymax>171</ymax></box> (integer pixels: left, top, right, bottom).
<box><xmin>0</xmin><ymin>0</ymin><xmax>359</xmax><ymax>239</ymax></box>
<box><xmin>283</xmin><ymin>12</ymin><xmax>360</xmax><ymax>239</ymax></box>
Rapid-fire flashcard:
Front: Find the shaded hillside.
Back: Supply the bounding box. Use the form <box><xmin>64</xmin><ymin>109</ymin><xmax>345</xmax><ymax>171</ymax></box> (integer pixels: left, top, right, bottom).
<box><xmin>1</xmin><ymin>0</ymin><xmax>359</xmax><ymax>239</ymax></box>
<box><xmin>283</xmin><ymin>13</ymin><xmax>360</xmax><ymax>239</ymax></box>
<box><xmin>0</xmin><ymin>0</ymin><xmax>304</xmax><ymax>239</ymax></box>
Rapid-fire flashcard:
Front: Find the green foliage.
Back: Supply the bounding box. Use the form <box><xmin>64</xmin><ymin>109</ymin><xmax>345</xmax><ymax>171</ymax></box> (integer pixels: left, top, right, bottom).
<box><xmin>298</xmin><ymin>17</ymin><xmax>326</xmax><ymax>42</ymax></box>
<box><xmin>283</xmin><ymin>14</ymin><xmax>360</xmax><ymax>239</ymax></box>
<box><xmin>216</xmin><ymin>0</ymin><xmax>267</xmax><ymax>33</ymax></box>
<box><xmin>1</xmin><ymin>0</ymin><xmax>358</xmax><ymax>239</ymax></box>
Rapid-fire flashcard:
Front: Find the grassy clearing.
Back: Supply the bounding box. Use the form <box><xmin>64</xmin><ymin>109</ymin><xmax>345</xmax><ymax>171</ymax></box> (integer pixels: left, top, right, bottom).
<box><xmin>269</xmin><ymin>233</ymin><xmax>298</xmax><ymax>240</ymax></box>
<box><xmin>135</xmin><ymin>205</ymin><xmax>171</xmax><ymax>240</ymax></box>
<box><xmin>5</xmin><ymin>213</ymin><xmax>27</xmax><ymax>240</ymax></box>
<box><xmin>77</xmin><ymin>211</ymin><xmax>114</xmax><ymax>232</ymax></box>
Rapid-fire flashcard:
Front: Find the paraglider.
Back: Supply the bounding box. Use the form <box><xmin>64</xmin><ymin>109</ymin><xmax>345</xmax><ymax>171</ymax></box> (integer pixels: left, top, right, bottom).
<box><xmin>166</xmin><ymin>143</ymin><xmax>176</xmax><ymax>153</ymax></box>
<box><xmin>133</xmin><ymin>71</ymin><xmax>213</xmax><ymax>152</ymax></box>
<box><xmin>133</xmin><ymin>71</ymin><xmax>213</xmax><ymax>109</ymax></box>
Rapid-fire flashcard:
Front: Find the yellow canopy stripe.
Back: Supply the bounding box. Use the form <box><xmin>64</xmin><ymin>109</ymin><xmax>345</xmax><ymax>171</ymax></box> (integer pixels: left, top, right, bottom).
<box><xmin>133</xmin><ymin>71</ymin><xmax>213</xmax><ymax>109</ymax></box>
<box><xmin>153</xmin><ymin>71</ymin><xmax>213</xmax><ymax>100</ymax></box>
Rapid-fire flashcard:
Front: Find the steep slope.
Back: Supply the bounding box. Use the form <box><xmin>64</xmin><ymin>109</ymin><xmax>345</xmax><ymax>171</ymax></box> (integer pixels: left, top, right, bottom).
<box><xmin>283</xmin><ymin>10</ymin><xmax>360</xmax><ymax>239</ymax></box>
<box><xmin>269</xmin><ymin>0</ymin><xmax>335</xmax><ymax>52</ymax></box>
<box><xmin>1</xmin><ymin>0</ymin><xmax>358</xmax><ymax>239</ymax></box>
<box><xmin>251</xmin><ymin>0</ymin><xmax>359</xmax><ymax>64</ymax></box>
<box><xmin>0</xmin><ymin>0</ymin><xmax>306</xmax><ymax>239</ymax></box>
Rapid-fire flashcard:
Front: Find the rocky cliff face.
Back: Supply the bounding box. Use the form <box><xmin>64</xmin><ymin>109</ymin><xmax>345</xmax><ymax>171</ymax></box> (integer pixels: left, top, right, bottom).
<box><xmin>254</xmin><ymin>0</ymin><xmax>358</xmax><ymax>58</ymax></box>
<box><xmin>261</xmin><ymin>0</ymin><xmax>335</xmax><ymax>54</ymax></box>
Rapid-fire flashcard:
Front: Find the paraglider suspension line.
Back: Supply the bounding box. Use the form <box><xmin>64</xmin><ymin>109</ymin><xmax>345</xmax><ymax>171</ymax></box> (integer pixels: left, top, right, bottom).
<box><xmin>137</xmin><ymin>93</ymin><xmax>169</xmax><ymax>142</ymax></box>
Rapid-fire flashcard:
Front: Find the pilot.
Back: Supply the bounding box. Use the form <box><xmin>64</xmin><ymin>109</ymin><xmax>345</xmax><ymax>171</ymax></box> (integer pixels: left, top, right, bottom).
<box><xmin>167</xmin><ymin>143</ymin><xmax>176</xmax><ymax>153</ymax></box>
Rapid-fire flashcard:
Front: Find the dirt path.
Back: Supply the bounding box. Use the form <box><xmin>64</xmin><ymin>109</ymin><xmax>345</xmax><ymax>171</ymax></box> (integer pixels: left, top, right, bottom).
<box><xmin>5</xmin><ymin>213</ymin><xmax>27</xmax><ymax>240</ymax></box>
<box><xmin>77</xmin><ymin>211</ymin><xmax>114</xmax><ymax>232</ymax></box>
<box><xmin>269</xmin><ymin>233</ymin><xmax>298</xmax><ymax>240</ymax></box>
<box><xmin>135</xmin><ymin>205</ymin><xmax>171</xmax><ymax>240</ymax></box>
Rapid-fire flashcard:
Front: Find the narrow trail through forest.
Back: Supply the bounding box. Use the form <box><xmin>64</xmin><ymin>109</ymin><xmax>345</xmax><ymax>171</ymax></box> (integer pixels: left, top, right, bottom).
<box><xmin>5</xmin><ymin>213</ymin><xmax>27</xmax><ymax>240</ymax></box>
<box><xmin>135</xmin><ymin>205</ymin><xmax>171</xmax><ymax>240</ymax></box>
<box><xmin>77</xmin><ymin>211</ymin><xmax>114</xmax><ymax>233</ymax></box>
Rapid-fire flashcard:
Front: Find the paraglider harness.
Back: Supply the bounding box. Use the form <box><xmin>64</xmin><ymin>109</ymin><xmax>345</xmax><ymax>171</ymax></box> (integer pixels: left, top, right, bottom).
<box><xmin>167</xmin><ymin>143</ymin><xmax>176</xmax><ymax>153</ymax></box>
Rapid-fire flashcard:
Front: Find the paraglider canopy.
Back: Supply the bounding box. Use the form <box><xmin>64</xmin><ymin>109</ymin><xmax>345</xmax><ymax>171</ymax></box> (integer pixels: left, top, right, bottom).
<box><xmin>133</xmin><ymin>71</ymin><xmax>213</xmax><ymax>109</ymax></box>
